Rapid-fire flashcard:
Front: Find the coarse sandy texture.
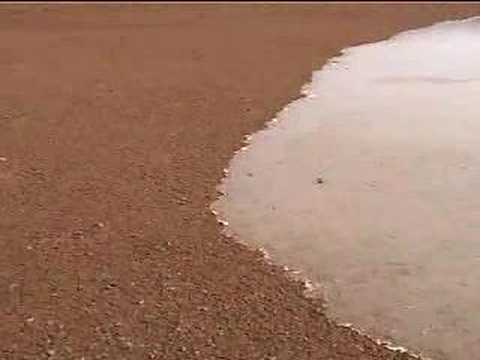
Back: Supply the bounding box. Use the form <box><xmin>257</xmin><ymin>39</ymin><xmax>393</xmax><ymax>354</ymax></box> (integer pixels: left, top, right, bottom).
<box><xmin>1</xmin><ymin>4</ymin><xmax>479</xmax><ymax>360</ymax></box>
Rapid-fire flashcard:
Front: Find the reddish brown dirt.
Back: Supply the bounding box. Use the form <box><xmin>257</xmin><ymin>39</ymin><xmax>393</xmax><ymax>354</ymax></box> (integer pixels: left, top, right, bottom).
<box><xmin>1</xmin><ymin>4</ymin><xmax>479</xmax><ymax>360</ymax></box>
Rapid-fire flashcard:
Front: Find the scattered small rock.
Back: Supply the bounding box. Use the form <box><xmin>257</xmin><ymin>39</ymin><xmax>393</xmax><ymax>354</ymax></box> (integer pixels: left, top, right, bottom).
<box><xmin>105</xmin><ymin>281</ymin><xmax>118</xmax><ymax>290</ymax></box>
<box><xmin>93</xmin><ymin>222</ymin><xmax>105</xmax><ymax>229</ymax></box>
<box><xmin>177</xmin><ymin>196</ymin><xmax>188</xmax><ymax>205</ymax></box>
<box><xmin>72</xmin><ymin>230</ymin><xmax>84</xmax><ymax>240</ymax></box>
<box><xmin>9</xmin><ymin>283</ymin><xmax>18</xmax><ymax>291</ymax></box>
<box><xmin>46</xmin><ymin>349</ymin><xmax>55</xmax><ymax>357</ymax></box>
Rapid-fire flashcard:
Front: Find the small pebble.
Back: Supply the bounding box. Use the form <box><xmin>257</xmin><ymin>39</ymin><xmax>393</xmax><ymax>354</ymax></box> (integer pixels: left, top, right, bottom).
<box><xmin>46</xmin><ymin>349</ymin><xmax>55</xmax><ymax>357</ymax></box>
<box><xmin>72</xmin><ymin>230</ymin><xmax>84</xmax><ymax>239</ymax></box>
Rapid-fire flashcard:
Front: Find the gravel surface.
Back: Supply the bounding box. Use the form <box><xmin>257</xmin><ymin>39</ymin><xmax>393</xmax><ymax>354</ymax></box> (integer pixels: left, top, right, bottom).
<box><xmin>1</xmin><ymin>4</ymin><xmax>479</xmax><ymax>360</ymax></box>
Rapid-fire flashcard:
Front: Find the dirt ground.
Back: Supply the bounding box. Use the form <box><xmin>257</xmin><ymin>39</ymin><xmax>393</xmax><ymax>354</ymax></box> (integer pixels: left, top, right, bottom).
<box><xmin>1</xmin><ymin>4</ymin><xmax>479</xmax><ymax>360</ymax></box>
